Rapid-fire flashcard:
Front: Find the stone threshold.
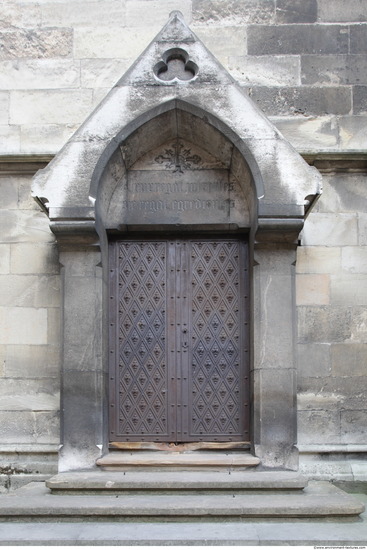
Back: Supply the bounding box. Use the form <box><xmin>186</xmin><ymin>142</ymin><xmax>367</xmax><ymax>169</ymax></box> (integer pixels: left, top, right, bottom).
<box><xmin>109</xmin><ymin>440</ymin><xmax>250</xmax><ymax>451</ymax></box>
<box><xmin>96</xmin><ymin>450</ymin><xmax>260</xmax><ymax>471</ymax></box>
<box><xmin>46</xmin><ymin>470</ymin><xmax>308</xmax><ymax>494</ymax></box>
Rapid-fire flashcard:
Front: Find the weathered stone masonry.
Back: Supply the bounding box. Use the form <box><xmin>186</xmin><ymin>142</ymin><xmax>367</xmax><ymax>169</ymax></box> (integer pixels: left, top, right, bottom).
<box><xmin>0</xmin><ymin>0</ymin><xmax>366</xmax><ymax>488</ymax></box>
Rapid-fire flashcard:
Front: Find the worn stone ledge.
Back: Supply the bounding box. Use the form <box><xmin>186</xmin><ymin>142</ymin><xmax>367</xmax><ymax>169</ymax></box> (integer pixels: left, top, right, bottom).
<box><xmin>0</xmin><ymin>480</ymin><xmax>364</xmax><ymax>518</ymax></box>
<box><xmin>0</xmin><ymin>155</ymin><xmax>52</xmax><ymax>174</ymax></box>
<box><xmin>0</xmin><ymin>444</ymin><xmax>58</xmax><ymax>453</ymax></box>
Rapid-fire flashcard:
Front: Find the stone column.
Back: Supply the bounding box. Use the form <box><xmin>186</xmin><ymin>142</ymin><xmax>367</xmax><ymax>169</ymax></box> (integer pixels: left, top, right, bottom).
<box><xmin>252</xmin><ymin>222</ymin><xmax>301</xmax><ymax>470</ymax></box>
<box><xmin>53</xmin><ymin>223</ymin><xmax>106</xmax><ymax>472</ymax></box>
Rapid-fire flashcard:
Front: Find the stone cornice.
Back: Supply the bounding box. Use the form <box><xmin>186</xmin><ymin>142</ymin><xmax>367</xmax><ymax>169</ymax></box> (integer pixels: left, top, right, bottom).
<box><xmin>1</xmin><ymin>152</ymin><xmax>366</xmax><ymax>175</ymax></box>
<box><xmin>0</xmin><ymin>155</ymin><xmax>53</xmax><ymax>174</ymax></box>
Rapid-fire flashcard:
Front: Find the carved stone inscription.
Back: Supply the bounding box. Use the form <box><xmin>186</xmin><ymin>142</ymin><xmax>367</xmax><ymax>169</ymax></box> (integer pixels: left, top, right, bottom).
<box><xmin>125</xmin><ymin>170</ymin><xmax>236</xmax><ymax>225</ymax></box>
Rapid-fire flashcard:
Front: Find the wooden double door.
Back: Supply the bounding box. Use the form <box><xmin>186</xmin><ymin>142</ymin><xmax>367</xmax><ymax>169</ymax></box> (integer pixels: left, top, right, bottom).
<box><xmin>109</xmin><ymin>237</ymin><xmax>249</xmax><ymax>443</ymax></box>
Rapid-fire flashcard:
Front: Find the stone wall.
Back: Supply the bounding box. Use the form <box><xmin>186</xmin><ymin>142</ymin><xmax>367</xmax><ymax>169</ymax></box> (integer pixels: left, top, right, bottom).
<box><xmin>299</xmin><ymin>171</ymin><xmax>367</xmax><ymax>441</ymax></box>
<box><xmin>0</xmin><ymin>0</ymin><xmax>367</xmax><ymax>485</ymax></box>
<box><xmin>0</xmin><ymin>0</ymin><xmax>366</xmax><ymax>156</ymax></box>
<box><xmin>0</xmin><ymin>169</ymin><xmax>59</xmax><ymax>490</ymax></box>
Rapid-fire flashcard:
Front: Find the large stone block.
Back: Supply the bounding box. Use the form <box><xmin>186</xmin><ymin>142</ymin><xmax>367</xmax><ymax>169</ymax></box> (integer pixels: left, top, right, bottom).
<box><xmin>0</xmin><ymin>60</ymin><xmax>81</xmax><ymax>90</ymax></box>
<box><xmin>341</xmin><ymin>410</ymin><xmax>367</xmax><ymax>444</ymax></box>
<box><xmin>17</xmin><ymin>175</ymin><xmax>40</xmax><ymax>211</ymax></box>
<box><xmin>10</xmin><ymin>90</ymin><xmax>93</xmax><ymax>125</ymax></box>
<box><xmin>0</xmin><ymin>93</ymin><xmax>9</xmax><ymax>125</ymax></box>
<box><xmin>301</xmin><ymin>213</ymin><xmax>358</xmax><ymax>247</ymax></box>
<box><xmin>298</xmin><ymin>387</ymin><xmax>342</xmax><ymax>411</ymax></box>
<box><xmin>271</xmin><ymin>115</ymin><xmax>339</xmax><ymax>150</ymax></box>
<box><xmin>81</xmin><ymin>59</ymin><xmax>131</xmax><ymax>89</ymax></box>
<box><xmin>298</xmin><ymin>305</ymin><xmax>354</xmax><ymax>343</ymax></box>
<box><xmin>338</xmin><ymin>115</ymin><xmax>367</xmax><ymax>150</ymax></box>
<box><xmin>20</xmin><ymin>124</ymin><xmax>79</xmax><ymax>155</ymax></box>
<box><xmin>74</xmin><ymin>27</ymin><xmax>157</xmax><ymax>59</ymax></box>
<box><xmin>342</xmin><ymin>247</ymin><xmax>367</xmax><ymax>274</ymax></box>
<box><xmin>298</xmin><ymin>410</ymin><xmax>340</xmax><ymax>444</ymax></box>
<box><xmin>318</xmin><ymin>0</ymin><xmax>367</xmax><ymax>22</ymax></box>
<box><xmin>3</xmin><ymin>344</ymin><xmax>60</xmax><ymax>378</ymax></box>
<box><xmin>126</xmin><ymin>0</ymin><xmax>192</xmax><ymax>26</ymax></box>
<box><xmin>296</xmin><ymin>246</ymin><xmax>341</xmax><ymax>274</ymax></box>
<box><xmin>0</xmin><ymin>28</ymin><xmax>73</xmax><ymax>60</ymax></box>
<box><xmin>331</xmin><ymin>343</ymin><xmax>367</xmax><ymax>377</ymax></box>
<box><xmin>297</xmin><ymin>342</ymin><xmax>331</xmax><ymax>378</ymax></box>
<box><xmin>0</xmin><ymin>125</ymin><xmax>21</xmax><ymax>155</ymax></box>
<box><xmin>63</xmin><ymin>275</ymin><xmax>102</xmax><ymax>371</ymax></box>
<box><xmin>276</xmin><ymin>0</ymin><xmax>317</xmax><ymax>23</ymax></box>
<box><xmin>296</xmin><ymin>274</ymin><xmax>330</xmax><ymax>305</ymax></box>
<box><xmin>194</xmin><ymin>27</ymin><xmax>246</xmax><ymax>62</ymax></box>
<box><xmin>192</xmin><ymin>0</ymin><xmax>275</xmax><ymax>25</ymax></box>
<box><xmin>0</xmin><ymin>178</ymin><xmax>18</xmax><ymax>210</ymax></box>
<box><xmin>350</xmin><ymin>306</ymin><xmax>367</xmax><ymax>343</ymax></box>
<box><xmin>0</xmin><ymin>246</ymin><xmax>10</xmax><ymax>275</ymax></box>
<box><xmin>10</xmin><ymin>243</ymin><xmax>59</xmax><ymax>275</ymax></box>
<box><xmin>0</xmin><ymin>307</ymin><xmax>48</xmax><ymax>345</ymax></box>
<box><xmin>253</xmin><ymin>367</ymin><xmax>297</xmax><ymax>468</ymax></box>
<box><xmin>299</xmin><ymin>371</ymin><xmax>367</xmax><ymax>411</ymax></box>
<box><xmin>247</xmin><ymin>24</ymin><xmax>349</xmax><ymax>55</ymax></box>
<box><xmin>248</xmin><ymin>86</ymin><xmax>351</xmax><ymax>116</ymax></box>
<box><xmin>228</xmin><ymin>55</ymin><xmax>300</xmax><ymax>86</ymax></box>
<box><xmin>0</xmin><ymin>411</ymin><xmax>35</xmax><ymax>444</ymax></box>
<box><xmin>301</xmin><ymin>54</ymin><xmax>367</xmax><ymax>86</ymax></box>
<box><xmin>350</xmin><ymin>24</ymin><xmax>367</xmax><ymax>53</ymax></box>
<box><xmin>331</xmin><ymin>274</ymin><xmax>367</xmax><ymax>306</ymax></box>
<box><xmin>0</xmin><ymin>379</ymin><xmax>59</xmax><ymax>411</ymax></box>
<box><xmin>60</xmin><ymin>370</ymin><xmax>103</xmax><ymax>470</ymax></box>
<box><xmin>40</xmin><ymin>0</ymin><xmax>126</xmax><ymax>27</ymax></box>
<box><xmin>0</xmin><ymin>275</ymin><xmax>60</xmax><ymax>308</ymax></box>
<box><xmin>1</xmin><ymin>1</ymin><xmax>41</xmax><ymax>28</ymax></box>
<box><xmin>353</xmin><ymin>86</ymin><xmax>367</xmax><ymax>114</ymax></box>
<box><xmin>34</xmin><ymin>411</ymin><xmax>60</xmax><ymax>444</ymax></box>
<box><xmin>315</xmin><ymin>174</ymin><xmax>367</xmax><ymax>214</ymax></box>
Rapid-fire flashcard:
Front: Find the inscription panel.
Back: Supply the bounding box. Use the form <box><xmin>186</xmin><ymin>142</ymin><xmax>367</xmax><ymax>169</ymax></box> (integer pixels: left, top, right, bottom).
<box><xmin>124</xmin><ymin>170</ymin><xmax>245</xmax><ymax>226</ymax></box>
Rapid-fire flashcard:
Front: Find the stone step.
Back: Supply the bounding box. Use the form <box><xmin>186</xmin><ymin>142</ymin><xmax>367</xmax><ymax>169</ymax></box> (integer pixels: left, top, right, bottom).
<box><xmin>1</xmin><ymin>513</ymin><xmax>367</xmax><ymax>546</ymax></box>
<box><xmin>46</xmin><ymin>470</ymin><xmax>308</xmax><ymax>494</ymax></box>
<box><xmin>0</xmin><ymin>481</ymin><xmax>364</xmax><ymax>521</ymax></box>
<box><xmin>96</xmin><ymin>450</ymin><xmax>260</xmax><ymax>470</ymax></box>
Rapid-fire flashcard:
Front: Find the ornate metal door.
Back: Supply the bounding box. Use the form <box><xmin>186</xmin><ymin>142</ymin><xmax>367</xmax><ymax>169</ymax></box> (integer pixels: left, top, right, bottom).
<box><xmin>109</xmin><ymin>238</ymin><xmax>249</xmax><ymax>442</ymax></box>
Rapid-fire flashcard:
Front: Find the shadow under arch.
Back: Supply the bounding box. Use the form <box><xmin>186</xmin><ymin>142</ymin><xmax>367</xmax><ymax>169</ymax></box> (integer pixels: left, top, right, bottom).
<box><xmin>90</xmin><ymin>98</ymin><xmax>264</xmax><ymax>235</ymax></box>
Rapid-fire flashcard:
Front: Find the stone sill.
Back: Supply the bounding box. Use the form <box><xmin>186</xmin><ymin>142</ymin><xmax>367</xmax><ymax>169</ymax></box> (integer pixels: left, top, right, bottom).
<box><xmin>0</xmin><ymin>444</ymin><xmax>58</xmax><ymax>454</ymax></box>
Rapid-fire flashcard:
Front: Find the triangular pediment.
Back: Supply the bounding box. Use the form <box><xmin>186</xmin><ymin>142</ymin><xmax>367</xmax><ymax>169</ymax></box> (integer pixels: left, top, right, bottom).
<box><xmin>32</xmin><ymin>10</ymin><xmax>322</xmax><ymax>234</ymax></box>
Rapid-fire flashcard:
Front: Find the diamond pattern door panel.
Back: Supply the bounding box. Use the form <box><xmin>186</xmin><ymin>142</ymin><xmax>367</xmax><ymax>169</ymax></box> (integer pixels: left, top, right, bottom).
<box><xmin>109</xmin><ymin>241</ymin><xmax>171</xmax><ymax>441</ymax></box>
<box><xmin>184</xmin><ymin>240</ymin><xmax>248</xmax><ymax>441</ymax></box>
<box><xmin>109</xmin><ymin>238</ymin><xmax>249</xmax><ymax>442</ymax></box>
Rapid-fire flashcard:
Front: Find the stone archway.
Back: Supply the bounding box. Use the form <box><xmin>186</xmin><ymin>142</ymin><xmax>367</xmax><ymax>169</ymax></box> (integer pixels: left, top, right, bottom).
<box><xmin>101</xmin><ymin>110</ymin><xmax>254</xmax><ymax>448</ymax></box>
<box><xmin>32</xmin><ymin>12</ymin><xmax>321</xmax><ymax>472</ymax></box>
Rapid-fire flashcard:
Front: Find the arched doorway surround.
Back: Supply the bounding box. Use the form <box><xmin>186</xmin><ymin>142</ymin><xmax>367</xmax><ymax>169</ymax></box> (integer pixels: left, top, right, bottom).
<box><xmin>32</xmin><ymin>12</ymin><xmax>322</xmax><ymax>471</ymax></box>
